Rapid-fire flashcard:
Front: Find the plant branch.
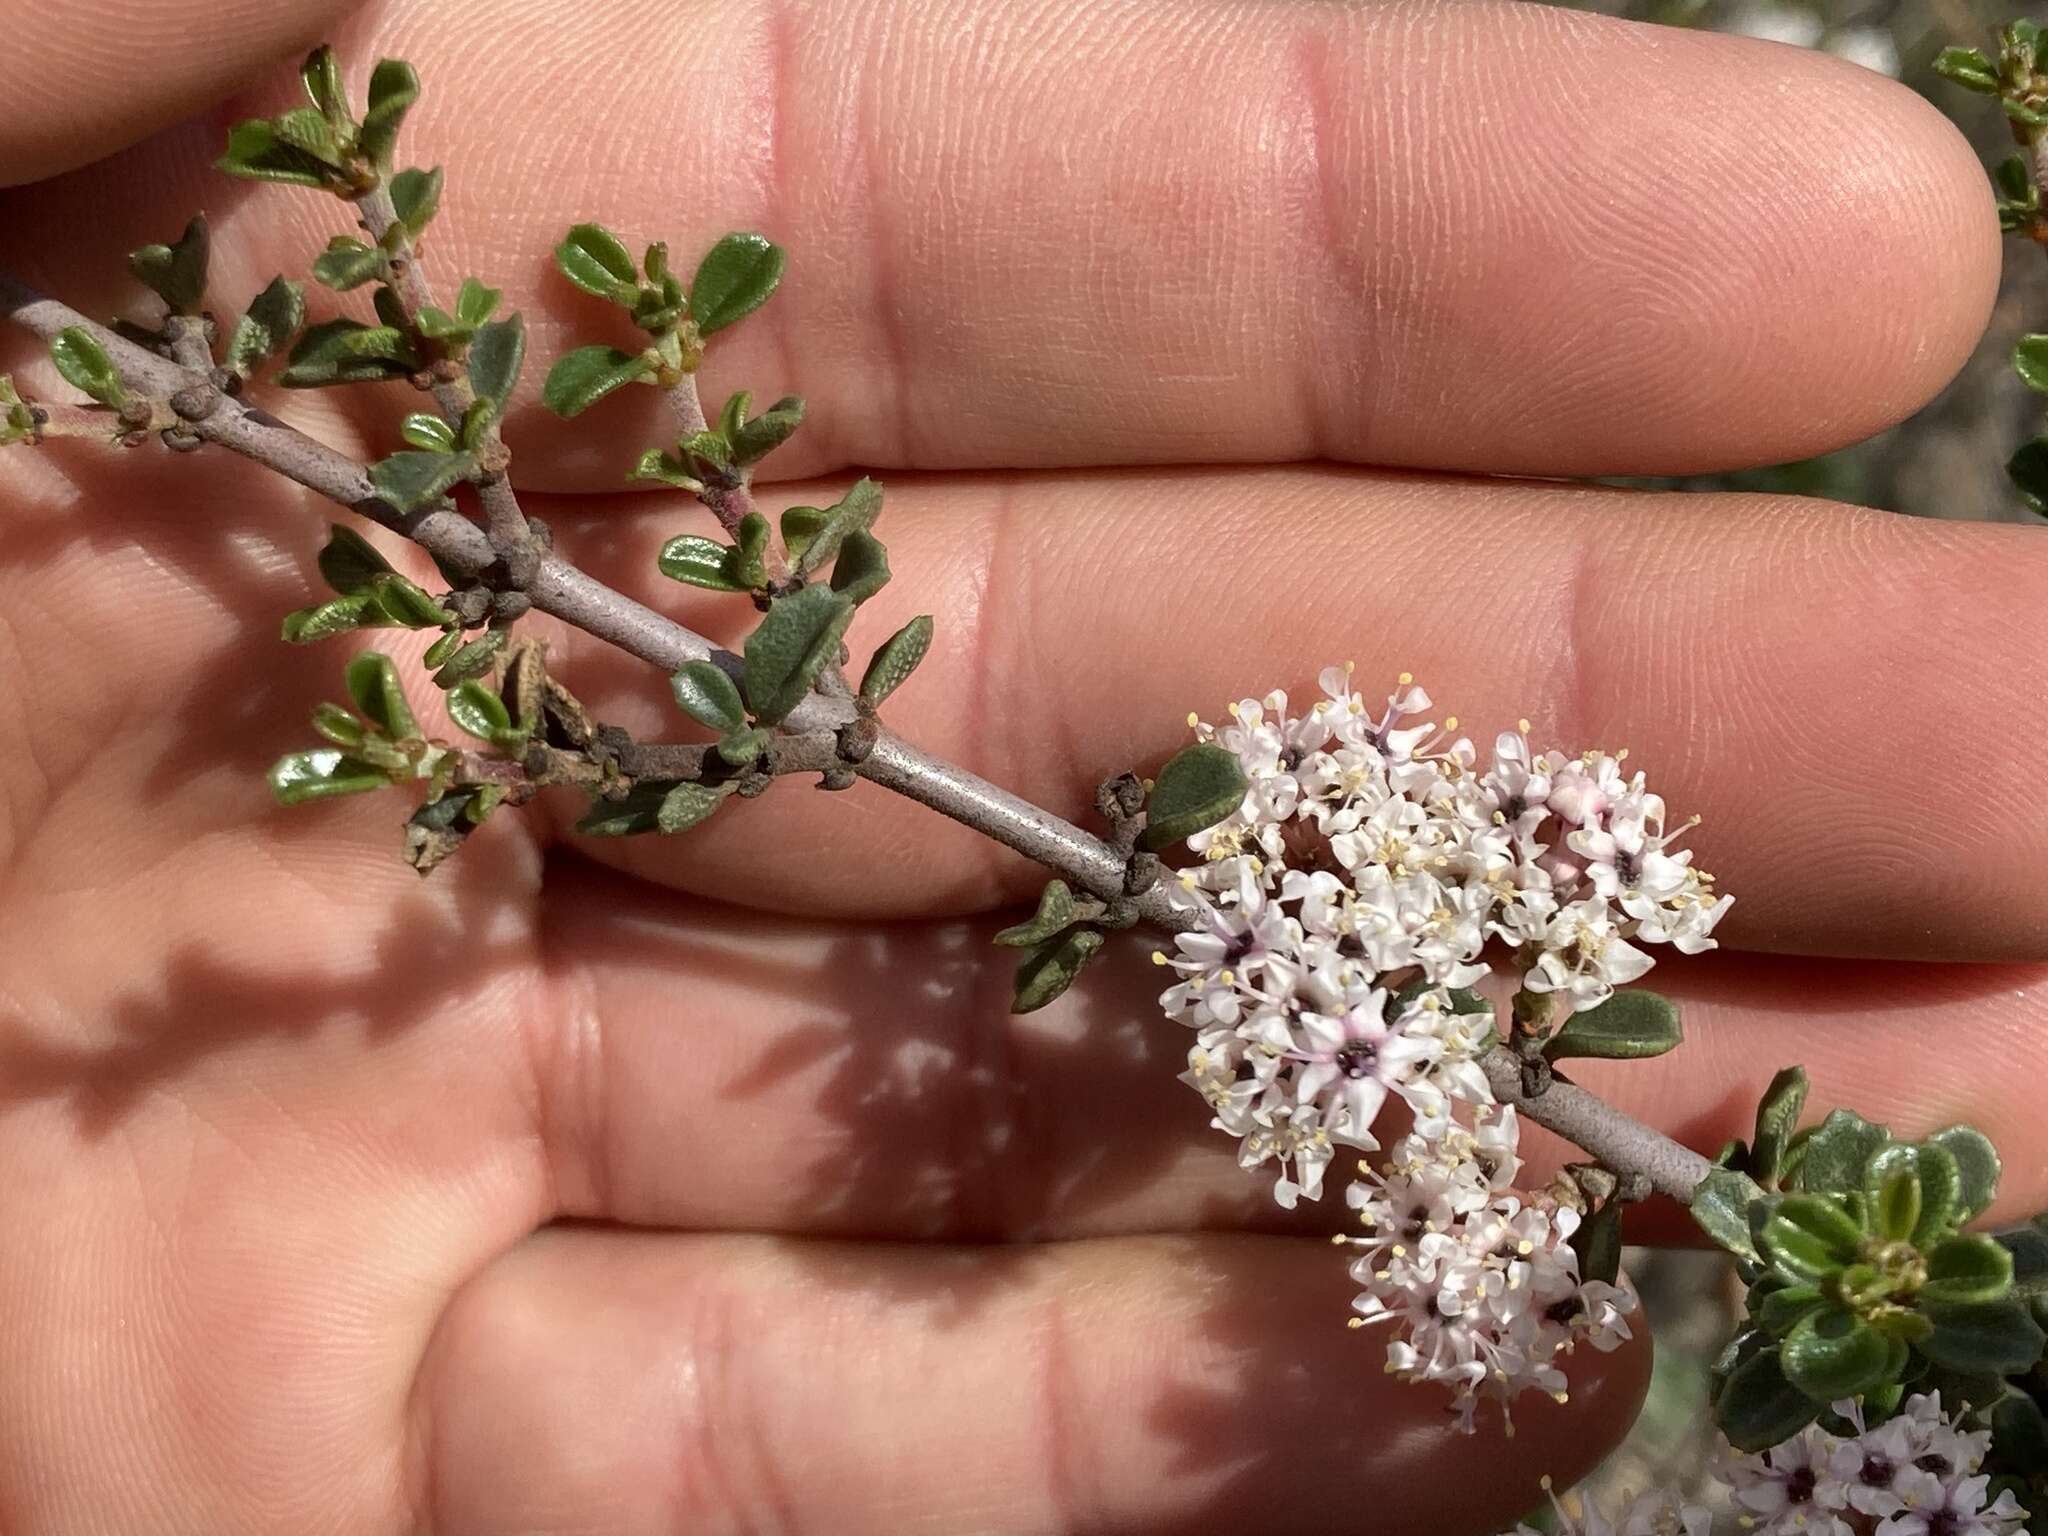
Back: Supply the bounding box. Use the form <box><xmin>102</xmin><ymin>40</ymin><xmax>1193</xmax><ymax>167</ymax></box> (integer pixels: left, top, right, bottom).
<box><xmin>355</xmin><ymin>184</ymin><xmax>530</xmax><ymax>555</ymax></box>
<box><xmin>661</xmin><ymin>366</ymin><xmax>787</xmax><ymax>581</ymax></box>
<box><xmin>0</xmin><ymin>262</ymin><xmax>1714</xmax><ymax>1212</ymax></box>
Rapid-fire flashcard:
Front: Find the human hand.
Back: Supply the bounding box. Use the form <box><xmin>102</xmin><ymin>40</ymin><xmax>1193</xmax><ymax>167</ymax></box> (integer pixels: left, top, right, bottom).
<box><xmin>0</xmin><ymin>1</ymin><xmax>2032</xmax><ymax>1531</ymax></box>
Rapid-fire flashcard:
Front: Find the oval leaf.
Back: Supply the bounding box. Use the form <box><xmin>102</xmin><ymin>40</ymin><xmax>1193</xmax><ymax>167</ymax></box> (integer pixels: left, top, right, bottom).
<box><xmin>743</xmin><ymin>586</ymin><xmax>857</xmax><ymax>724</ymax></box>
<box><xmin>225</xmin><ymin>275</ymin><xmax>306</xmax><ymax>378</ymax></box>
<box><xmin>671</xmin><ymin>660</ymin><xmax>747</xmax><ymax>734</ymax></box>
<box><xmin>1782</xmin><ymin>1309</ymin><xmax>1891</xmax><ymax>1402</ymax></box>
<box><xmin>1927</xmin><ymin>1126</ymin><xmax>2001</xmax><ymax>1223</ymax></box>
<box><xmin>555</xmin><ymin>223</ymin><xmax>639</xmax><ymax>301</ymax></box>
<box><xmin>1542</xmin><ymin>989</ymin><xmax>1681</xmax><ymax>1062</ymax></box>
<box><xmin>467</xmin><ymin>315</ymin><xmax>526</xmax><ymax>409</ymax></box>
<box><xmin>345</xmin><ymin>652</ymin><xmax>418</xmax><ymax>740</ymax></box>
<box><xmin>269</xmin><ymin>749</ymin><xmax>389</xmax><ymax>805</ymax></box>
<box><xmin>657</xmin><ymin>534</ymin><xmax>746</xmax><ymax>592</ymax></box>
<box><xmin>996</xmin><ymin>880</ymin><xmax>1078</xmax><ymax>949</ymax></box>
<box><xmin>1923</xmin><ymin>1234</ymin><xmax>2016</xmax><ymax>1308</ymax></box>
<box><xmin>1920</xmin><ymin>1298</ymin><xmax>2047</xmax><ymax>1375</ymax></box>
<box><xmin>1012</xmin><ymin>928</ymin><xmax>1105</xmax><ymax>1014</ymax></box>
<box><xmin>50</xmin><ymin>328</ymin><xmax>126</xmax><ymax>407</ymax></box>
<box><xmin>446</xmin><ymin>680</ymin><xmax>512</xmax><ymax>741</ymax></box>
<box><xmin>541</xmin><ymin>344</ymin><xmax>653</xmax><ymax>417</ymax></box>
<box><xmin>689</xmin><ymin>232</ymin><xmax>787</xmax><ymax>336</ymax></box>
<box><xmin>657</xmin><ymin>781</ymin><xmax>729</xmax><ymax>834</ymax></box>
<box><xmin>1689</xmin><ymin>1166</ymin><xmax>1766</xmax><ymax>1263</ymax></box>
<box><xmin>859</xmin><ymin>615</ymin><xmax>934</xmax><ymax>706</ymax></box>
<box><xmin>1143</xmin><ymin>743</ymin><xmax>1249</xmax><ymax>850</ymax></box>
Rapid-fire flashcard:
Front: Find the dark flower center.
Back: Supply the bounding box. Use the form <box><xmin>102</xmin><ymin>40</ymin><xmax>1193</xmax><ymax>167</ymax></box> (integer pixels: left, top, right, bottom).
<box><xmin>1785</xmin><ymin>1467</ymin><xmax>1816</xmax><ymax>1504</ymax></box>
<box><xmin>1860</xmin><ymin>1453</ymin><xmax>1894</xmax><ymax>1487</ymax></box>
<box><xmin>1335</xmin><ymin>1042</ymin><xmax>1380</xmax><ymax>1079</ymax></box>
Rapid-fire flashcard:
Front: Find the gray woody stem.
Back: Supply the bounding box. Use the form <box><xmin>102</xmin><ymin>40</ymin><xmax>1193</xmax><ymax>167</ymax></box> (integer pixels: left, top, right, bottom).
<box><xmin>0</xmin><ymin>265</ymin><xmax>1713</xmax><ymax>1207</ymax></box>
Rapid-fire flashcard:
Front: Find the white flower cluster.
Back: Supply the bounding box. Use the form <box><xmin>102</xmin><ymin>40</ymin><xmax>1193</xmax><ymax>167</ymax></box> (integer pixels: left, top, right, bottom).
<box><xmin>1343</xmin><ymin>1107</ymin><xmax>1638</xmax><ymax>1432</ymax></box>
<box><xmin>1509</xmin><ymin>1392</ymin><xmax>2028</xmax><ymax>1536</ymax></box>
<box><xmin>1158</xmin><ymin>669</ymin><xmax>1728</xmax><ymax>1206</ymax></box>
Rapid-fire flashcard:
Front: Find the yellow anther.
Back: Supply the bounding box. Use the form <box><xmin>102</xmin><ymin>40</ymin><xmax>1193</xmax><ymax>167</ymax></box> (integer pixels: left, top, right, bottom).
<box><xmin>1518</xmin><ymin>718</ymin><xmax>1531</xmax><ymax>734</ymax></box>
<box><xmin>1398</xmin><ymin>671</ymin><xmax>1413</xmax><ymax>685</ymax></box>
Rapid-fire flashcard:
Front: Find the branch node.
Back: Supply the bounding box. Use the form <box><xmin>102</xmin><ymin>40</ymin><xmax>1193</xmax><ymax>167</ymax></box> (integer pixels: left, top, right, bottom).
<box><xmin>835</xmin><ymin>716</ymin><xmax>879</xmax><ymax>765</ymax></box>
<box><xmin>161</xmin><ymin>427</ymin><xmax>204</xmax><ymax>454</ymax></box>
<box><xmin>169</xmin><ymin>384</ymin><xmax>219</xmax><ymax>422</ymax></box>
<box><xmin>488</xmin><ymin>590</ymin><xmax>531</xmax><ymax>624</ymax></box>
<box><xmin>818</xmin><ymin>764</ymin><xmax>858</xmax><ymax>792</ymax></box>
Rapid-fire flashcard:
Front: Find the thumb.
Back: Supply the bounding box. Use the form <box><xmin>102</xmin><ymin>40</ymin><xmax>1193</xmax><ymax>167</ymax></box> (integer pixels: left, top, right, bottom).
<box><xmin>0</xmin><ymin>0</ymin><xmax>366</xmax><ymax>187</ymax></box>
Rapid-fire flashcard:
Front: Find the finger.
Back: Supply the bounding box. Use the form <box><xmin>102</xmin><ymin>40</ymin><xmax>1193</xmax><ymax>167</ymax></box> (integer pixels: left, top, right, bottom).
<box><xmin>0</xmin><ymin>0</ymin><xmax>362</xmax><ymax>186</ymax></box>
<box><xmin>411</xmin><ymin>1224</ymin><xmax>1648</xmax><ymax>1536</ymax></box>
<box><xmin>0</xmin><ymin>0</ymin><xmax>1994</xmax><ymax>480</ymax></box>
<box><xmin>525</xmin><ymin>466</ymin><xmax>2048</xmax><ymax>961</ymax></box>
<box><xmin>523</xmin><ymin>863</ymin><xmax>2048</xmax><ymax>1245</ymax></box>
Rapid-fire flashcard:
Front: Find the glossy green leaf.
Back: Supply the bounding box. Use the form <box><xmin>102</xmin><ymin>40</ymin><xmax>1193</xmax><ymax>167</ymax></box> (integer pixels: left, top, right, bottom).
<box><xmin>467</xmin><ymin>315</ymin><xmax>525</xmax><ymax>407</ymax></box>
<box><xmin>315</xmin><ymin>524</ymin><xmax>396</xmax><ymax>594</ymax></box>
<box><xmin>447</xmin><ymin>680</ymin><xmax>512</xmax><ymax>741</ymax></box>
<box><xmin>743</xmin><ymin>585</ymin><xmax>857</xmax><ymax>724</ymax></box>
<box><xmin>671</xmin><ymin>660</ymin><xmax>747</xmax><ymax>734</ymax></box>
<box><xmin>1012</xmin><ymin>928</ymin><xmax>1105</xmax><ymax>1014</ymax></box>
<box><xmin>1783</xmin><ymin>1309</ymin><xmax>1892</xmax><ymax>1401</ymax></box>
<box><xmin>365</xmin><ymin>572</ymin><xmax>455</xmax><ymax>629</ymax></box>
<box><xmin>859</xmin><ymin>614</ymin><xmax>934</xmax><ymax>706</ymax></box>
<box><xmin>359</xmin><ymin>58</ymin><xmax>420</xmax><ymax>170</ymax></box>
<box><xmin>733</xmin><ymin>512</ymin><xmax>771</xmax><ymax>590</ymax></box>
<box><xmin>829</xmin><ymin>529</ymin><xmax>891</xmax><ymax>603</ymax></box>
<box><xmin>1713</xmin><ymin>1346</ymin><xmax>1822</xmax><ymax>1453</ymax></box>
<box><xmin>431</xmin><ymin>626</ymin><xmax>509</xmax><ymax>689</ymax></box>
<box><xmin>269</xmin><ymin>749</ymin><xmax>389</xmax><ymax>805</ymax></box>
<box><xmin>1866</xmin><ymin>1142</ymin><xmax>1959</xmax><ymax>1247</ymax></box>
<box><xmin>629</xmin><ymin>447</ymin><xmax>701</xmax><ymax>491</ymax></box>
<box><xmin>1933</xmin><ymin>45</ymin><xmax>1999</xmax><ymax>91</ymax></box>
<box><xmin>50</xmin><ymin>328</ymin><xmax>127</xmax><ymax>407</ymax></box>
<box><xmin>1750</xmin><ymin>1066</ymin><xmax>1808</xmax><ymax>1189</ymax></box>
<box><xmin>791</xmin><ymin>478</ymin><xmax>884</xmax><ymax>577</ymax></box>
<box><xmin>729</xmin><ymin>394</ymin><xmax>804</xmax><ymax>465</ymax></box>
<box><xmin>554</xmin><ymin>223</ymin><xmax>640</xmax><ymax>303</ymax></box>
<box><xmin>1790</xmin><ymin>1109</ymin><xmax>1893</xmax><ymax>1197</ymax></box>
<box><xmin>422</xmin><ymin>630</ymin><xmax>461</xmax><ymax>670</ymax></box>
<box><xmin>689</xmin><ymin>232</ymin><xmax>786</xmax><ymax>336</ymax></box>
<box><xmin>1927</xmin><ymin>1126</ymin><xmax>2000</xmax><ymax>1223</ymax></box>
<box><xmin>1143</xmin><ymin>743</ymin><xmax>1250</xmax><ymax>849</ymax></box>
<box><xmin>217</xmin><ymin>119</ymin><xmax>337</xmax><ymax>187</ymax></box>
<box><xmin>1995</xmin><ymin>155</ymin><xmax>2036</xmax><ymax>206</ymax></box>
<box><xmin>1542</xmin><ymin>989</ymin><xmax>1681</xmax><ymax>1062</ymax></box>
<box><xmin>1757</xmin><ymin>1282</ymin><xmax>1826</xmax><ymax>1337</ymax></box>
<box><xmin>541</xmin><ymin>344</ymin><xmax>653</xmax><ymax>417</ymax></box>
<box><xmin>345</xmin><ymin>652</ymin><xmax>418</xmax><ymax>740</ymax></box>
<box><xmin>224</xmin><ymin>276</ymin><xmax>305</xmax><ymax>378</ymax></box>
<box><xmin>280</xmin><ymin>318</ymin><xmax>418</xmax><ymax>387</ymax></box>
<box><xmin>281</xmin><ymin>592</ymin><xmax>383</xmax><ymax>644</ymax></box>
<box><xmin>656</xmin><ymin>781</ymin><xmax>729</xmax><ymax>834</ymax></box>
<box><xmin>388</xmin><ymin>166</ymin><xmax>444</xmax><ymax>238</ymax></box>
<box><xmin>1690</xmin><ymin>1166</ymin><xmax>1766</xmax><ymax>1264</ymax></box>
<box><xmin>657</xmin><ymin>534</ymin><xmax>746</xmax><ymax>591</ymax></box>
<box><xmin>370</xmin><ymin>448</ymin><xmax>476</xmax><ymax>512</ymax></box>
<box><xmin>128</xmin><ymin>214</ymin><xmax>209</xmax><ymax>315</ymax></box>
<box><xmin>1920</xmin><ymin>1298</ymin><xmax>2047</xmax><ymax>1375</ymax></box>
<box><xmin>781</xmin><ymin>504</ymin><xmax>830</xmax><ymax>562</ymax></box>
<box><xmin>1874</xmin><ymin>1167</ymin><xmax>1922</xmax><ymax>1245</ymax></box>
<box><xmin>301</xmin><ymin>45</ymin><xmax>349</xmax><ymax>125</ymax></box>
<box><xmin>312</xmin><ymin>235</ymin><xmax>385</xmax><ymax>291</ymax></box>
<box><xmin>309</xmin><ymin>701</ymin><xmax>367</xmax><ymax>748</ymax></box>
<box><xmin>1922</xmin><ymin>1234</ymin><xmax>2016</xmax><ymax>1307</ymax></box>
<box><xmin>399</xmin><ymin>412</ymin><xmax>457</xmax><ymax>453</ymax></box>
<box><xmin>996</xmin><ymin>880</ymin><xmax>1079</xmax><ymax>948</ymax></box>
<box><xmin>2016</xmin><ymin>337</ymin><xmax>2048</xmax><ymax>395</ymax></box>
<box><xmin>2010</xmin><ymin>439</ymin><xmax>2048</xmax><ymax>517</ymax></box>
<box><xmin>1766</xmin><ymin>1194</ymin><xmax>1864</xmax><ymax>1270</ymax></box>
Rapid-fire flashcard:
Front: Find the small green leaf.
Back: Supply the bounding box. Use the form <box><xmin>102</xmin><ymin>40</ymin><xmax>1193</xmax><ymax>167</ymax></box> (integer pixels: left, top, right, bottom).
<box><xmin>310</xmin><ymin>701</ymin><xmax>367</xmax><ymax>748</ymax></box>
<box><xmin>733</xmin><ymin>512</ymin><xmax>771</xmax><ymax>589</ymax></box>
<box><xmin>1782</xmin><ymin>1308</ymin><xmax>1892</xmax><ymax>1401</ymax></box>
<box><xmin>1995</xmin><ymin>155</ymin><xmax>2036</xmax><ymax>206</ymax></box>
<box><xmin>1542</xmin><ymin>990</ymin><xmax>1681</xmax><ymax>1062</ymax></box>
<box><xmin>2011</xmin><ymin>439</ymin><xmax>2048</xmax><ymax>517</ymax></box>
<box><xmin>716</xmin><ymin>726</ymin><xmax>770</xmax><ymax>766</ymax></box>
<box><xmin>359</xmin><ymin>58</ymin><xmax>420</xmax><ymax>171</ymax></box>
<box><xmin>792</xmin><ymin>478</ymin><xmax>884</xmax><ymax>577</ymax></box>
<box><xmin>576</xmin><ymin>782</ymin><xmax>673</xmax><ymax>837</ymax></box>
<box><xmin>1012</xmin><ymin>928</ymin><xmax>1105</xmax><ymax>1014</ymax></box>
<box><xmin>1757</xmin><ymin>1283</ymin><xmax>1826</xmax><ymax>1337</ymax></box>
<box><xmin>781</xmin><ymin>504</ymin><xmax>830</xmax><ymax>561</ymax></box>
<box><xmin>1714</xmin><ymin>1346</ymin><xmax>1822</xmax><ymax>1452</ymax></box>
<box><xmin>830</xmin><ymin>529</ymin><xmax>891</xmax><ymax>603</ymax></box>
<box><xmin>656</xmin><ymin>781</ymin><xmax>729</xmax><ymax>834</ymax></box>
<box><xmin>1927</xmin><ymin>1126</ymin><xmax>2001</xmax><ymax>1223</ymax></box>
<box><xmin>541</xmin><ymin>344</ymin><xmax>654</xmax><ymax>417</ymax></box>
<box><xmin>50</xmin><ymin>328</ymin><xmax>127</xmax><ymax>407</ymax></box>
<box><xmin>630</xmin><ymin>448</ymin><xmax>703</xmax><ymax>492</ymax></box>
<box><xmin>345</xmin><ymin>652</ymin><xmax>419</xmax><ymax>740</ymax></box>
<box><xmin>689</xmin><ymin>232</ymin><xmax>786</xmax><ymax>336</ymax></box>
<box><xmin>315</xmin><ymin>525</ymin><xmax>397</xmax><ymax>594</ymax></box>
<box><xmin>422</xmin><ymin>630</ymin><xmax>461</xmax><ymax>670</ymax></box>
<box><xmin>657</xmin><ymin>534</ymin><xmax>747</xmax><ymax>591</ymax></box>
<box><xmin>1993</xmin><ymin>1395</ymin><xmax>2048</xmax><ymax>1477</ymax></box>
<box><xmin>554</xmin><ymin>223</ymin><xmax>640</xmax><ymax>303</ymax></box>
<box><xmin>431</xmin><ymin>627</ymin><xmax>510</xmax><ymax>689</ymax></box>
<box><xmin>370</xmin><ymin>448</ymin><xmax>477</xmax><ymax>512</ymax></box>
<box><xmin>452</xmin><ymin>276</ymin><xmax>500</xmax><ymax>329</ymax></box>
<box><xmin>400</xmin><ymin>412</ymin><xmax>457</xmax><ymax>452</ymax></box>
<box><xmin>1933</xmin><ymin>45</ymin><xmax>1999</xmax><ymax>91</ymax></box>
<box><xmin>671</xmin><ymin>660</ymin><xmax>747</xmax><ymax>734</ymax></box>
<box><xmin>1569</xmin><ymin>1198</ymin><xmax>1624</xmax><ymax>1289</ymax></box>
<box><xmin>1143</xmin><ymin>743</ymin><xmax>1249</xmax><ymax>850</ymax></box>
<box><xmin>1750</xmin><ymin>1066</ymin><xmax>1808</xmax><ymax>1189</ymax></box>
<box><xmin>312</xmin><ymin>235</ymin><xmax>386</xmax><ymax>290</ymax></box>
<box><xmin>280</xmin><ymin>318</ymin><xmax>418</xmax><ymax>387</ymax></box>
<box><xmin>1789</xmin><ymin>1109</ymin><xmax>1893</xmax><ymax>1197</ymax></box>
<box><xmin>269</xmin><ymin>749</ymin><xmax>389</xmax><ymax>805</ymax></box>
<box><xmin>718</xmin><ymin>389</ymin><xmax>751</xmax><ymax>437</ymax></box>
<box><xmin>446</xmin><ymin>680</ymin><xmax>512</xmax><ymax>741</ymax></box>
<box><xmin>281</xmin><ymin>592</ymin><xmax>383</xmax><ymax>644</ymax></box>
<box><xmin>225</xmin><ymin>276</ymin><xmax>305</xmax><ymax>378</ymax></box>
<box><xmin>1764</xmin><ymin>1194</ymin><xmax>1864</xmax><ymax>1277</ymax></box>
<box><xmin>217</xmin><ymin>119</ymin><xmax>337</xmax><ymax>187</ymax></box>
<box><xmin>1866</xmin><ymin>1142</ymin><xmax>1960</xmax><ymax>1246</ymax></box>
<box><xmin>388</xmin><ymin>166</ymin><xmax>444</xmax><ymax>238</ymax></box>
<box><xmin>996</xmin><ymin>880</ymin><xmax>1079</xmax><ymax>948</ymax></box>
<box><xmin>730</xmin><ymin>394</ymin><xmax>804</xmax><ymax>464</ymax></box>
<box><xmin>2016</xmin><ymin>337</ymin><xmax>2048</xmax><ymax>395</ymax></box>
<box><xmin>1690</xmin><ymin>1166</ymin><xmax>1767</xmax><ymax>1264</ymax></box>
<box><xmin>1923</xmin><ymin>1234</ymin><xmax>2016</xmax><ymax>1307</ymax></box>
<box><xmin>365</xmin><ymin>572</ymin><xmax>455</xmax><ymax>629</ymax></box>
<box><xmin>467</xmin><ymin>315</ymin><xmax>525</xmax><ymax>406</ymax></box>
<box><xmin>1874</xmin><ymin>1167</ymin><xmax>1923</xmax><ymax>1244</ymax></box>
<box><xmin>128</xmin><ymin>214</ymin><xmax>209</xmax><ymax>315</ymax></box>
<box><xmin>743</xmin><ymin>585</ymin><xmax>856</xmax><ymax>724</ymax></box>
<box><xmin>860</xmin><ymin>614</ymin><xmax>934</xmax><ymax>705</ymax></box>
<box><xmin>1919</xmin><ymin>1298</ymin><xmax>2047</xmax><ymax>1375</ymax></box>
<box><xmin>302</xmin><ymin>45</ymin><xmax>350</xmax><ymax>127</ymax></box>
